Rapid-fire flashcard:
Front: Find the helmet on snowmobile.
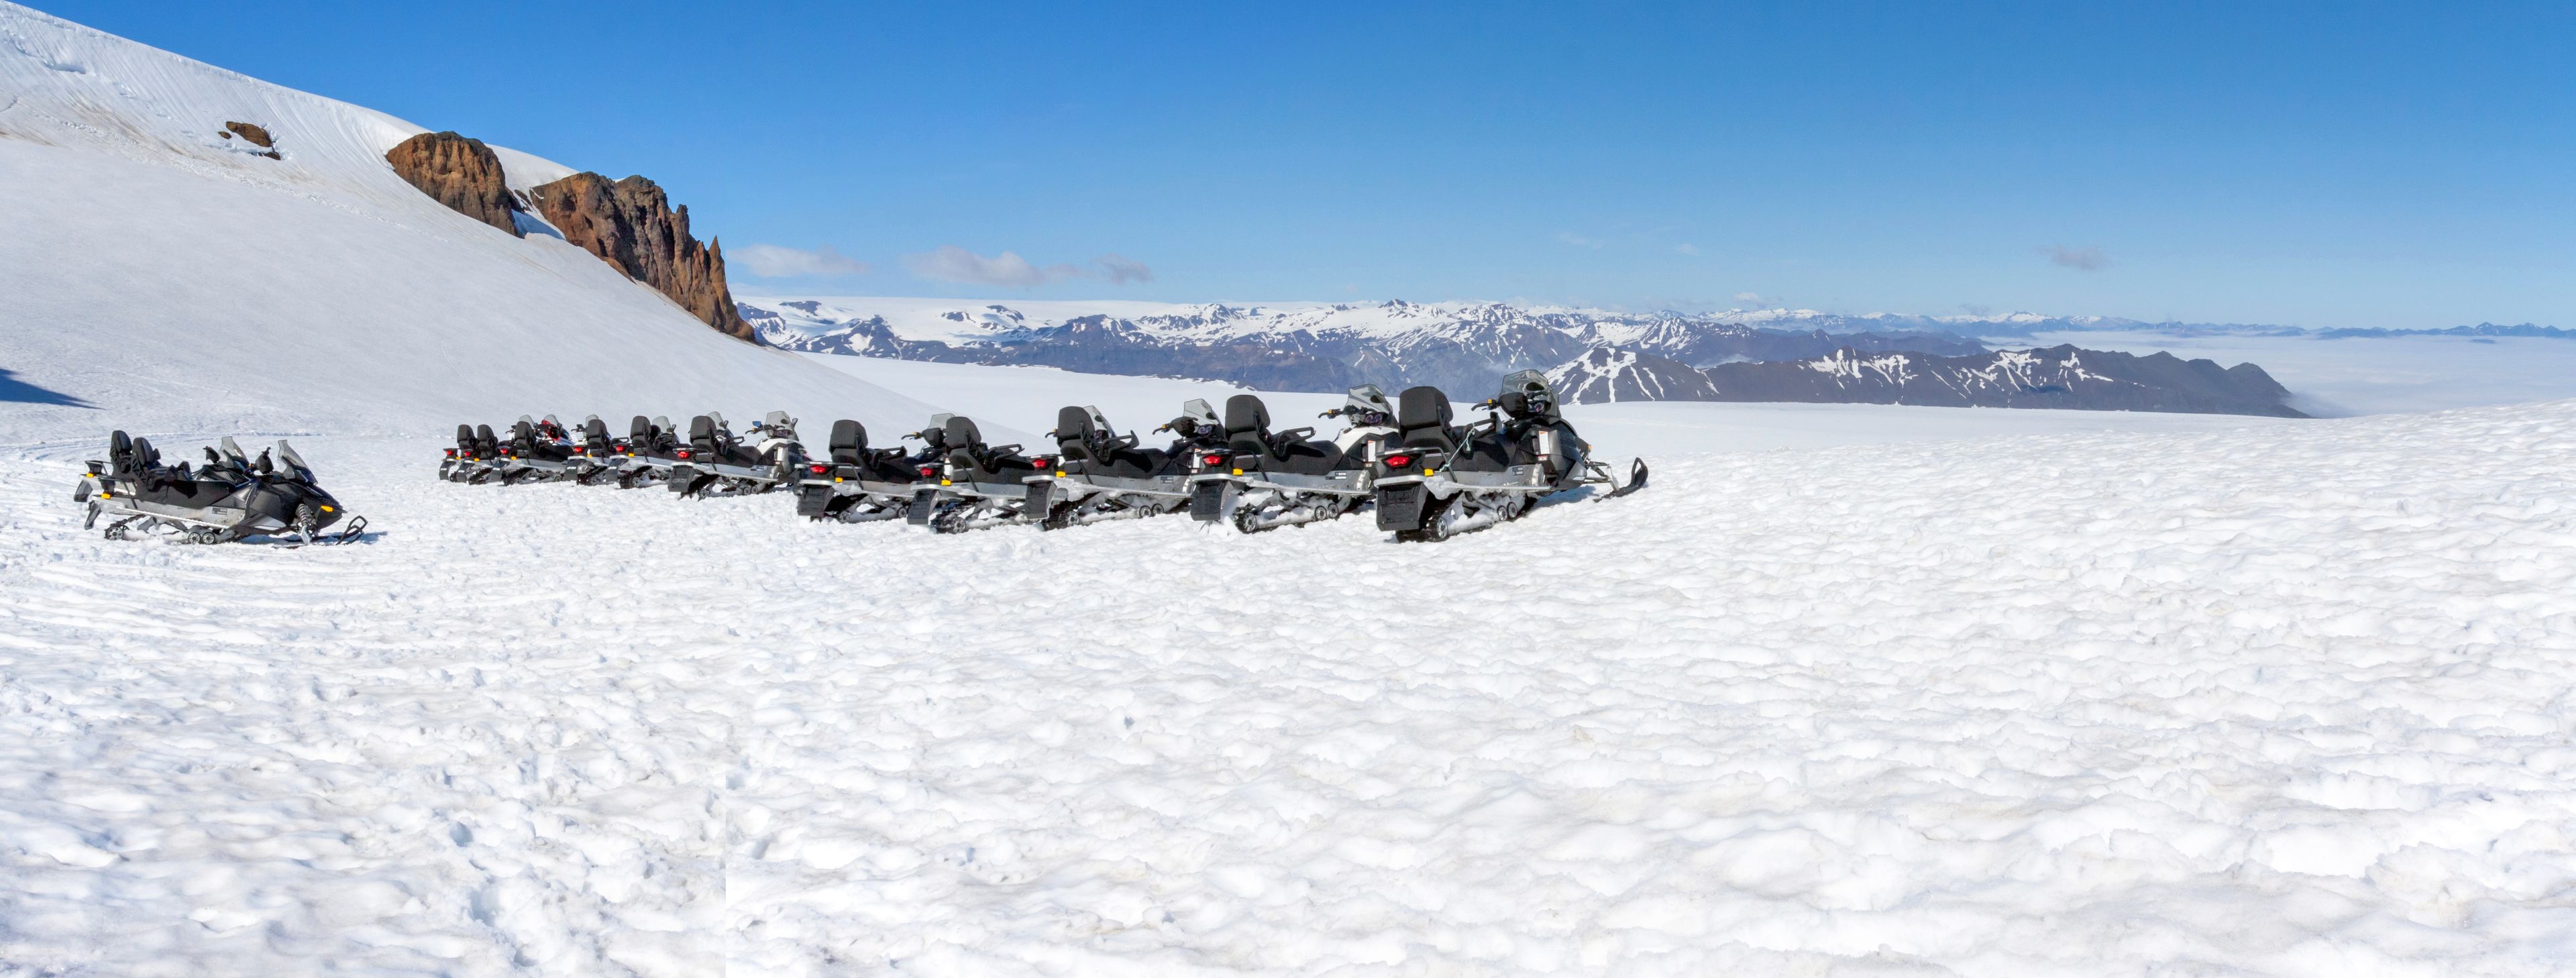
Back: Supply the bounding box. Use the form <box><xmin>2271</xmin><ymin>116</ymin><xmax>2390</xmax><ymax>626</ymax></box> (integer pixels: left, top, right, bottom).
<box><xmin>1344</xmin><ymin>384</ymin><xmax>1394</xmax><ymax>425</ymax></box>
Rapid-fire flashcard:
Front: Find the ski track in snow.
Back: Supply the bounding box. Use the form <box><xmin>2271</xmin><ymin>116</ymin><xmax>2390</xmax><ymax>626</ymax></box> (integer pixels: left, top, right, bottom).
<box><xmin>5</xmin><ymin>402</ymin><xmax>2575</xmax><ymax>977</ymax></box>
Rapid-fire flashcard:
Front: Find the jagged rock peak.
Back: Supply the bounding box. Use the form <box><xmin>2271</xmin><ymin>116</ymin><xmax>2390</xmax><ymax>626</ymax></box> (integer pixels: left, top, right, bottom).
<box><xmin>384</xmin><ymin>131</ymin><xmax>520</xmax><ymax>237</ymax></box>
<box><xmin>526</xmin><ymin>172</ymin><xmax>751</xmax><ymax>341</ymax></box>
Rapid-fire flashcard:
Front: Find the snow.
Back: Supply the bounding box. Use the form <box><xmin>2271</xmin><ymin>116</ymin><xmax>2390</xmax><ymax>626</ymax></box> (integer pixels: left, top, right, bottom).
<box><xmin>4</xmin><ymin>397</ymin><xmax>2573</xmax><ymax>975</ymax></box>
<box><xmin>0</xmin><ymin>1</ymin><xmax>934</xmax><ymax>443</ymax></box>
<box><xmin>9</xmin><ymin>3</ymin><xmax>2576</xmax><ymax>975</ymax></box>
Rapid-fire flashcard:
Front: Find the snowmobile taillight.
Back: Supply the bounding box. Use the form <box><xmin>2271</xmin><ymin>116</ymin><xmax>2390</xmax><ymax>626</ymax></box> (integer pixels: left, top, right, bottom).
<box><xmin>918</xmin><ymin>466</ymin><xmax>937</xmax><ymax>477</ymax></box>
<box><xmin>1201</xmin><ymin>453</ymin><xmax>1226</xmax><ymax>466</ymax></box>
<box><xmin>676</xmin><ymin>449</ymin><xmax>692</xmax><ymax>459</ymax></box>
<box><xmin>808</xmin><ymin>464</ymin><xmax>828</xmax><ymax>475</ymax></box>
<box><xmin>445</xmin><ymin>448</ymin><xmax>456</xmax><ymax>458</ymax></box>
<box><xmin>1028</xmin><ymin>457</ymin><xmax>1051</xmax><ymax>470</ymax></box>
<box><xmin>1384</xmin><ymin>453</ymin><xmax>1413</xmax><ymax>468</ymax></box>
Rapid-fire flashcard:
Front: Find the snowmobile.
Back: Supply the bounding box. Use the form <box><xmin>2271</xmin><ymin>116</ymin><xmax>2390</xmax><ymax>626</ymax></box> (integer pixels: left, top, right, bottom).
<box><xmin>441</xmin><ymin>423</ymin><xmax>500</xmax><ymax>483</ymax></box>
<box><xmin>796</xmin><ymin>418</ymin><xmax>938</xmax><ymax>523</ymax></box>
<box><xmin>564</xmin><ymin>415</ymin><xmax>628</xmax><ymax>486</ymax></box>
<box><xmin>905</xmin><ymin>414</ymin><xmax>1049</xmax><ymax>533</ymax></box>
<box><xmin>1034</xmin><ymin>399</ymin><xmax>1228</xmax><ymax>531</ymax></box>
<box><xmin>621</xmin><ymin>415</ymin><xmax>680</xmax><ymax>488</ymax></box>
<box><xmin>1372</xmin><ymin>371</ymin><xmax>1647</xmax><ymax>542</ymax></box>
<box><xmin>497</xmin><ymin>415</ymin><xmax>578</xmax><ymax>484</ymax></box>
<box><xmin>1189</xmin><ymin>384</ymin><xmax>1399</xmax><ymax>533</ymax></box>
<box><xmin>78</xmin><ymin>431</ymin><xmax>365</xmax><ymax>545</ymax></box>
<box><xmin>669</xmin><ymin>411</ymin><xmax>806</xmax><ymax>498</ymax></box>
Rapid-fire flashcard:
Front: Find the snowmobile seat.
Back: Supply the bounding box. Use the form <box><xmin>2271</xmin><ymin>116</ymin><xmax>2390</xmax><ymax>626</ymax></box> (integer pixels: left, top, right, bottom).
<box><xmin>454</xmin><ymin>424</ymin><xmax>475</xmax><ymax>451</ymax></box>
<box><xmin>582</xmin><ymin>417</ymin><xmax>612</xmax><ymax>453</ymax></box>
<box><xmin>1223</xmin><ymin>394</ymin><xmax>1273</xmax><ymax>458</ymax></box>
<box><xmin>688</xmin><ymin>415</ymin><xmax>718</xmax><ymax>457</ymax></box>
<box><xmin>1397</xmin><ymin>386</ymin><xmax>1458</xmax><ymax>452</ymax></box>
<box><xmin>1053</xmin><ymin>406</ymin><xmax>1097</xmax><ymax>464</ymax></box>
<box><xmin>475</xmin><ymin>425</ymin><xmax>500</xmax><ymax>456</ymax></box>
<box><xmin>828</xmin><ymin>420</ymin><xmax>866</xmax><ymax>466</ymax></box>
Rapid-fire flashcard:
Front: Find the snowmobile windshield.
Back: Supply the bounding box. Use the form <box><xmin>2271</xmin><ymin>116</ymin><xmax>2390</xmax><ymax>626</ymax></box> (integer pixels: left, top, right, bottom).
<box><xmin>1181</xmin><ymin>399</ymin><xmax>1217</xmax><ymax>426</ymax></box>
<box><xmin>276</xmin><ymin>441</ymin><xmax>312</xmax><ymax>482</ymax></box>
<box><xmin>1346</xmin><ymin>384</ymin><xmax>1393</xmax><ymax>416</ymax></box>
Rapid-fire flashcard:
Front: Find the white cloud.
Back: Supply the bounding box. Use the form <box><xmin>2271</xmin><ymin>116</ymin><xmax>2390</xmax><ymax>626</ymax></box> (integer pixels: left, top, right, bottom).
<box><xmin>1733</xmin><ymin>291</ymin><xmax>1778</xmax><ymax>306</ymax></box>
<box><xmin>1674</xmin><ymin>242</ymin><xmax>1701</xmax><ymax>256</ymax></box>
<box><xmin>731</xmin><ymin>243</ymin><xmax>869</xmax><ymax>278</ymax></box>
<box><xmin>902</xmin><ymin>246</ymin><xmax>1079</xmax><ymax>288</ymax></box>
<box><xmin>902</xmin><ymin>246</ymin><xmax>1155</xmax><ymax>288</ymax></box>
<box><xmin>1556</xmin><ymin>231</ymin><xmax>1605</xmax><ymax>250</ymax></box>
<box><xmin>1094</xmin><ymin>253</ymin><xmax>1154</xmax><ymax>284</ymax></box>
<box><xmin>2044</xmin><ymin>243</ymin><xmax>2110</xmax><ymax>271</ymax></box>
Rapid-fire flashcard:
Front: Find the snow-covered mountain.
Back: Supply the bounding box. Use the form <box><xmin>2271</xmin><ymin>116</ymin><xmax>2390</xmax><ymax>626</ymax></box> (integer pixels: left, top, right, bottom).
<box><xmin>740</xmin><ymin>296</ymin><xmax>1990</xmax><ymax>398</ymax></box>
<box><xmin>1548</xmin><ymin>343</ymin><xmax>2304</xmax><ymax>416</ymax></box>
<box><xmin>0</xmin><ymin>3</ymin><xmax>932</xmax><ymax>442</ymax></box>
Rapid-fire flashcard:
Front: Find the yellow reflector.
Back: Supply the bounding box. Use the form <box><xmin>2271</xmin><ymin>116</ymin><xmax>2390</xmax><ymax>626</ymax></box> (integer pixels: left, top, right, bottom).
<box><xmin>1231</xmin><ymin>468</ymin><xmax>1243</xmax><ymax>476</ymax></box>
<box><xmin>941</xmin><ymin>479</ymin><xmax>952</xmax><ymax>486</ymax></box>
<box><xmin>320</xmin><ymin>505</ymin><xmax>334</xmax><ymax>512</ymax></box>
<box><xmin>1055</xmin><ymin>470</ymin><xmax>1066</xmax><ymax>478</ymax></box>
<box><xmin>1423</xmin><ymin>468</ymin><xmax>1435</xmax><ymax>476</ymax></box>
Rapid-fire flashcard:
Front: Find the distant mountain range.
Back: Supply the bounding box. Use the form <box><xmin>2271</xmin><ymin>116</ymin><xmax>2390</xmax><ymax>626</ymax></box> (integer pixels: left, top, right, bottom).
<box><xmin>1546</xmin><ymin>345</ymin><xmax>2306</xmax><ymax>417</ymax></box>
<box><xmin>740</xmin><ymin>297</ymin><xmax>1988</xmax><ymax>396</ymax></box>
<box><xmin>734</xmin><ymin>296</ymin><xmax>2506</xmax><ymax>417</ymax></box>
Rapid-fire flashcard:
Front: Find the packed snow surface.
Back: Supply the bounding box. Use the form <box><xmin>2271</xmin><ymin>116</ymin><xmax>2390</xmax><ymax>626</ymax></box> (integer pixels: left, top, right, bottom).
<box><xmin>5</xmin><ymin>398</ymin><xmax>2574</xmax><ymax>976</ymax></box>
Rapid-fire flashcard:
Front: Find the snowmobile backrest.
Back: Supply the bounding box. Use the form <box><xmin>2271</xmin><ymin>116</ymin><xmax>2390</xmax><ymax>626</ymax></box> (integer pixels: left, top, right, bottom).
<box><xmin>1397</xmin><ymin>386</ymin><xmax>1456</xmax><ymax>451</ymax></box>
<box><xmin>130</xmin><ymin>437</ymin><xmax>160</xmax><ymax>472</ymax></box>
<box><xmin>583</xmin><ymin>417</ymin><xmax>610</xmax><ymax>449</ymax></box>
<box><xmin>1053</xmin><ymin>406</ymin><xmax>1095</xmax><ymax>461</ymax></box>
<box><xmin>109</xmin><ymin>431</ymin><xmax>134</xmax><ymax>475</ymax></box>
<box><xmin>476</xmin><ymin>424</ymin><xmax>499</xmax><ymax>452</ymax></box>
<box><xmin>943</xmin><ymin>415</ymin><xmax>983</xmax><ymax>451</ymax></box>
<box><xmin>630</xmin><ymin>415</ymin><xmax>653</xmax><ymax>441</ymax></box>
<box><xmin>688</xmin><ymin>415</ymin><xmax>717</xmax><ymax>454</ymax></box>
<box><xmin>1224</xmin><ymin>394</ymin><xmax>1273</xmax><ymax>457</ymax></box>
<box><xmin>828</xmin><ymin>419</ymin><xmax>865</xmax><ymax>464</ymax></box>
<box><xmin>455</xmin><ymin>424</ymin><xmax>474</xmax><ymax>448</ymax></box>
<box><xmin>512</xmin><ymin>419</ymin><xmax>536</xmax><ymax>447</ymax></box>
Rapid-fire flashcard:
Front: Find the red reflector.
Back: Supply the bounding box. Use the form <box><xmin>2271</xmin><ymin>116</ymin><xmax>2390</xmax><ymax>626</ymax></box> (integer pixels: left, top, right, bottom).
<box><xmin>1385</xmin><ymin>454</ymin><xmax>1412</xmax><ymax>468</ymax></box>
<box><xmin>445</xmin><ymin>449</ymin><xmax>456</xmax><ymax>457</ymax></box>
<box><xmin>677</xmin><ymin>449</ymin><xmax>692</xmax><ymax>459</ymax></box>
<box><xmin>1029</xmin><ymin>457</ymin><xmax>1051</xmax><ymax>469</ymax></box>
<box><xmin>918</xmin><ymin>466</ymin><xmax>936</xmax><ymax>477</ymax></box>
<box><xmin>1202</xmin><ymin>453</ymin><xmax>1225</xmax><ymax>466</ymax></box>
<box><xmin>809</xmin><ymin>464</ymin><xmax>828</xmax><ymax>474</ymax></box>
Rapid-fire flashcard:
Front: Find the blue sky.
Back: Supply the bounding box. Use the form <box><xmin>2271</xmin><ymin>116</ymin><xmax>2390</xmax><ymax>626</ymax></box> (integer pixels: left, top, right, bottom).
<box><xmin>38</xmin><ymin>1</ymin><xmax>2576</xmax><ymax>327</ymax></box>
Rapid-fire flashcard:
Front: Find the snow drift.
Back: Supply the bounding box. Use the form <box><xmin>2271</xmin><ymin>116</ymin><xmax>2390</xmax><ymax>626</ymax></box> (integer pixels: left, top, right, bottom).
<box><xmin>0</xmin><ymin>1</ymin><xmax>933</xmax><ymax>442</ymax></box>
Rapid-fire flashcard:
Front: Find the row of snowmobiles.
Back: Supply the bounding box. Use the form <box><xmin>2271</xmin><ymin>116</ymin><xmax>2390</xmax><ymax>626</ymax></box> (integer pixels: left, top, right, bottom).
<box><xmin>443</xmin><ymin>373</ymin><xmax>1647</xmax><ymax>542</ymax></box>
<box><xmin>76</xmin><ymin>432</ymin><xmax>364</xmax><ymax>545</ymax></box>
<box><xmin>439</xmin><ymin>411</ymin><xmax>808</xmax><ymax>497</ymax></box>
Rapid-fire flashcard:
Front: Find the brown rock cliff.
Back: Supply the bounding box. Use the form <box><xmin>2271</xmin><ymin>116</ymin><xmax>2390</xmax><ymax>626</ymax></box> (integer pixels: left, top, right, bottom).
<box><xmin>384</xmin><ymin>131</ymin><xmax>521</xmax><ymax>236</ymax></box>
<box><xmin>527</xmin><ymin>172</ymin><xmax>751</xmax><ymax>340</ymax></box>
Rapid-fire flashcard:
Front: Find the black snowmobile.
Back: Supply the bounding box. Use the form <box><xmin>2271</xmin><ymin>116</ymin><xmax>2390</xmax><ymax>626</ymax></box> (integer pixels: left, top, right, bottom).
<box><xmin>669</xmin><ymin>411</ymin><xmax>806</xmax><ymax>498</ymax></box>
<box><xmin>442</xmin><ymin>423</ymin><xmax>502</xmax><ymax>483</ymax></box>
<box><xmin>1372</xmin><ymin>371</ymin><xmax>1646</xmax><ymax>542</ymax></box>
<box><xmin>564</xmin><ymin>415</ymin><xmax>627</xmax><ymax>486</ymax></box>
<box><xmin>498</xmin><ymin>415</ymin><xmax>578</xmax><ymax>484</ymax></box>
<box><xmin>906</xmin><ymin>414</ymin><xmax>1049</xmax><ymax>533</ymax></box>
<box><xmin>1189</xmin><ymin>384</ymin><xmax>1399</xmax><ymax>533</ymax></box>
<box><xmin>78</xmin><ymin>431</ymin><xmax>365</xmax><ymax>545</ymax></box>
<box><xmin>796</xmin><ymin>418</ymin><xmax>941</xmax><ymax>523</ymax></box>
<box><xmin>621</xmin><ymin>415</ymin><xmax>680</xmax><ymax>488</ymax></box>
<box><xmin>1034</xmin><ymin>399</ymin><xmax>1228</xmax><ymax>530</ymax></box>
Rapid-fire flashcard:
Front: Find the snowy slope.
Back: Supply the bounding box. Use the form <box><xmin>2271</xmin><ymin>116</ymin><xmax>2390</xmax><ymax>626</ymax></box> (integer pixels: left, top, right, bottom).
<box><xmin>0</xmin><ymin>2</ymin><xmax>933</xmax><ymax>442</ymax></box>
<box><xmin>1</xmin><ymin>397</ymin><xmax>2570</xmax><ymax>975</ymax></box>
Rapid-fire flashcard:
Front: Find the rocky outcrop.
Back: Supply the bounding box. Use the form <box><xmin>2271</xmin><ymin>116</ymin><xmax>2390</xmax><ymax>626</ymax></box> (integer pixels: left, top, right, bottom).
<box><xmin>221</xmin><ymin>121</ymin><xmax>272</xmax><ymax>147</ymax></box>
<box><xmin>528</xmin><ymin>173</ymin><xmax>749</xmax><ymax>340</ymax></box>
<box><xmin>220</xmin><ymin>121</ymin><xmax>280</xmax><ymax>158</ymax></box>
<box><xmin>384</xmin><ymin>131</ymin><xmax>519</xmax><ymax>236</ymax></box>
